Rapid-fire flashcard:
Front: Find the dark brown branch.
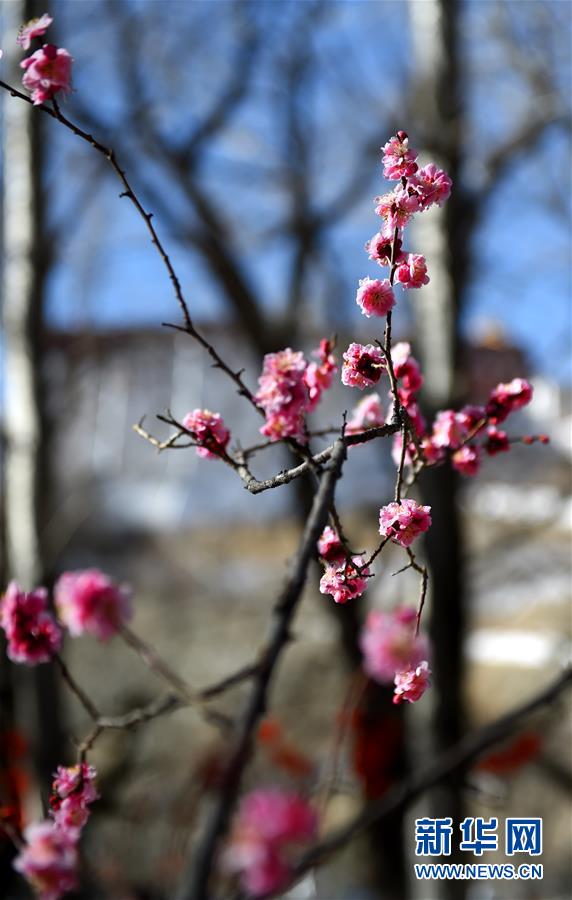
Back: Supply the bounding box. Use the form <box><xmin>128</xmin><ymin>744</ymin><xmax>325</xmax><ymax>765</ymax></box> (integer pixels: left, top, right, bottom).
<box><xmin>177</xmin><ymin>438</ymin><xmax>348</xmax><ymax>900</ymax></box>
<box><xmin>76</xmin><ymin>662</ymin><xmax>261</xmax><ymax>761</ymax></box>
<box><xmin>405</xmin><ymin>547</ymin><xmax>429</xmax><ymax>635</ymax></box>
<box><xmin>235</xmin><ymin>420</ymin><xmax>401</xmax><ymax>494</ymax></box>
<box><xmin>198</xmin><ymin>663</ymin><xmax>261</xmax><ymax>701</ymax></box>
<box><xmin>77</xmin><ymin>693</ymin><xmax>182</xmax><ymax>760</ymax></box>
<box><xmin>362</xmin><ymin>535</ymin><xmax>391</xmax><ymax>570</ymax></box>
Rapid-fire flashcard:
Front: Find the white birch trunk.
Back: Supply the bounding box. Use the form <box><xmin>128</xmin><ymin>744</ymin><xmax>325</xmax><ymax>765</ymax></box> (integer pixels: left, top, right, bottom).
<box><xmin>1</xmin><ymin>0</ymin><xmax>44</xmax><ymax>587</ymax></box>
<box><xmin>408</xmin><ymin>0</ymin><xmax>458</xmax><ymax>407</ymax></box>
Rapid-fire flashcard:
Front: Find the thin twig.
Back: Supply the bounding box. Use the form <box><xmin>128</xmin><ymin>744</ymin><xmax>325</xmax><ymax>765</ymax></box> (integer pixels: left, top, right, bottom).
<box><xmin>235</xmin><ymin>421</ymin><xmax>401</xmax><ymax>494</ymax></box>
<box><xmin>403</xmin><ymin>547</ymin><xmax>429</xmax><ymax>635</ymax></box>
<box><xmin>237</xmin><ymin>428</ymin><xmax>338</xmax><ymax>459</ymax></box>
<box><xmin>119</xmin><ymin>625</ymin><xmax>197</xmax><ymax>702</ymax></box>
<box><xmin>75</xmin><ymin>663</ymin><xmax>260</xmax><ymax>761</ymax></box>
<box><xmin>133</xmin><ymin>418</ymin><xmax>196</xmax><ymax>451</ymax></box>
<box><xmin>361</xmin><ymin>535</ymin><xmax>392</xmax><ymax>571</ymax></box>
<box><xmin>395</xmin><ymin>419</ymin><xmax>408</xmax><ymax>502</ymax></box>
<box><xmin>55</xmin><ymin>655</ymin><xmax>100</xmax><ymax>721</ymax></box>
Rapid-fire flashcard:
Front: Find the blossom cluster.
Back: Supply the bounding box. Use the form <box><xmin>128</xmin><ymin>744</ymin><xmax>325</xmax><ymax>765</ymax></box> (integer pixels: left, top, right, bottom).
<box><xmin>12</xmin><ymin>13</ymin><xmax>73</xmax><ymax>106</ymax></box>
<box><xmin>55</xmin><ymin>569</ymin><xmax>131</xmax><ymax>641</ymax></box>
<box><xmin>255</xmin><ymin>340</ymin><xmax>337</xmax><ymax>443</ymax></box>
<box><xmin>13</xmin><ymin>821</ymin><xmax>78</xmax><ymax>900</ymax></box>
<box><xmin>182</xmin><ymin>408</ymin><xmax>230</xmax><ymax>459</ymax></box>
<box><xmin>356</xmin><ymin>130</ymin><xmax>451</xmax><ymax>320</ymax></box>
<box><xmin>341</xmin><ymin>342</ymin><xmax>385</xmax><ymax>390</ymax></box>
<box><xmin>316</xmin><ymin>499</ymin><xmax>431</xmax><ymax>705</ymax></box>
<box><xmin>224</xmin><ymin>788</ymin><xmax>317</xmax><ymax>896</ymax></box>
<box><xmin>316</xmin><ymin>497</ymin><xmax>430</xmax><ymax>608</ymax></box>
<box><xmin>319</xmin><ymin>554</ymin><xmax>371</xmax><ymax>605</ymax></box>
<box><xmin>404</xmin><ymin>376</ymin><xmax>535</xmax><ymax>478</ymax></box>
<box><xmin>378</xmin><ymin>499</ymin><xmax>432</xmax><ymax>548</ymax></box>
<box><xmin>316</xmin><ymin>528</ymin><xmax>371</xmax><ymax>604</ymax></box>
<box><xmin>342</xmin><ymin>133</ymin><xmax>450</xmax><ymax>409</ymax></box>
<box><xmin>360</xmin><ymin>606</ymin><xmax>431</xmax><ymax>705</ymax></box>
<box><xmin>13</xmin><ymin>763</ymin><xmax>98</xmax><ymax>900</ymax></box>
<box><xmin>342</xmin><ymin>133</ymin><xmax>536</xmax><ymax>477</ymax></box>
<box><xmin>1</xmin><ymin>569</ymin><xmax>132</xmax><ymax>665</ymax></box>
<box><xmin>0</xmin><ymin>583</ymin><xmax>62</xmax><ymax>664</ymax></box>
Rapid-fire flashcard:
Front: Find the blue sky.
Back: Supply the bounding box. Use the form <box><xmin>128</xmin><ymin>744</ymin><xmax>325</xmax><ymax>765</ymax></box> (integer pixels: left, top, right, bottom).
<box><xmin>3</xmin><ymin>0</ymin><xmax>571</xmax><ymax>383</ymax></box>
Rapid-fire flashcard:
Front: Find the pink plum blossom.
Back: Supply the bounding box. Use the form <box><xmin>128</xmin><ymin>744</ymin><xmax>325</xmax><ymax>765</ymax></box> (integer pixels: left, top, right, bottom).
<box><xmin>50</xmin><ymin>764</ymin><xmax>98</xmax><ymax>832</ymax></box>
<box><xmin>431</xmin><ymin>409</ymin><xmax>466</xmax><ymax>450</ymax></box>
<box><xmin>393</xmin><ymin>660</ymin><xmax>431</xmax><ymax>705</ymax></box>
<box><xmin>486</xmin><ymin>378</ymin><xmax>533</xmax><ymax>424</ymax></box>
<box><xmin>451</xmin><ymin>445</ymin><xmax>481</xmax><ymax>476</ymax></box>
<box><xmin>341</xmin><ymin>343</ymin><xmax>385</xmax><ymax>390</ymax></box>
<box><xmin>54</xmin><ymin>569</ymin><xmax>132</xmax><ymax>641</ymax></box>
<box><xmin>484</xmin><ymin>427</ymin><xmax>510</xmax><ymax>455</ymax></box>
<box><xmin>391</xmin><ymin>342</ymin><xmax>423</xmax><ymax>395</ymax></box>
<box><xmin>182</xmin><ymin>409</ymin><xmax>230</xmax><ymax>459</ymax></box>
<box><xmin>13</xmin><ymin>821</ymin><xmax>78</xmax><ymax>900</ymax></box>
<box><xmin>1</xmin><ymin>583</ymin><xmax>62</xmax><ymax>665</ymax></box>
<box><xmin>381</xmin><ymin>131</ymin><xmax>418</xmax><ymax>180</ymax></box>
<box><xmin>17</xmin><ymin>13</ymin><xmax>53</xmax><ymax>49</ymax></box>
<box><xmin>379</xmin><ymin>499</ymin><xmax>431</xmax><ymax>547</ymax></box>
<box><xmin>375</xmin><ymin>188</ymin><xmax>421</xmax><ymax>230</ymax></box>
<box><xmin>395</xmin><ymin>254</ymin><xmax>429</xmax><ymax>289</ymax></box>
<box><xmin>224</xmin><ymin>789</ymin><xmax>317</xmax><ymax>897</ymax></box>
<box><xmin>366</xmin><ymin>230</ymin><xmax>404</xmax><ymax>267</ymax></box>
<box><xmin>255</xmin><ymin>348</ymin><xmax>309</xmax><ymax>443</ymax></box>
<box><xmin>360</xmin><ymin>607</ymin><xmax>429</xmax><ymax>684</ymax></box>
<box><xmin>304</xmin><ymin>339</ymin><xmax>337</xmax><ymax>412</ymax></box>
<box><xmin>21</xmin><ymin>44</ymin><xmax>73</xmax><ymax>105</ymax></box>
<box><xmin>355</xmin><ymin>277</ymin><xmax>395</xmax><ymax>318</ymax></box>
<box><xmin>346</xmin><ymin>393</ymin><xmax>385</xmax><ymax>435</ymax></box>
<box><xmin>319</xmin><ymin>556</ymin><xmax>370</xmax><ymax>604</ymax></box>
<box><xmin>412</xmin><ymin>164</ymin><xmax>452</xmax><ymax>209</ymax></box>
<box><xmin>317</xmin><ymin>526</ymin><xmax>344</xmax><ymax>563</ymax></box>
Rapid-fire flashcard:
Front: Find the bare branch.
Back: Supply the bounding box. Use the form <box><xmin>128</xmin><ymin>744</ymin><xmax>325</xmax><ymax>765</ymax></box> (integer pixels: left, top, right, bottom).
<box><xmin>233</xmin><ymin>419</ymin><xmax>400</xmax><ymax>494</ymax></box>
<box><xmin>55</xmin><ymin>655</ymin><xmax>100</xmax><ymax>722</ymax></box>
<box><xmin>177</xmin><ymin>437</ymin><xmax>348</xmax><ymax>900</ymax></box>
<box><xmin>76</xmin><ymin>662</ymin><xmax>261</xmax><ymax>761</ymax></box>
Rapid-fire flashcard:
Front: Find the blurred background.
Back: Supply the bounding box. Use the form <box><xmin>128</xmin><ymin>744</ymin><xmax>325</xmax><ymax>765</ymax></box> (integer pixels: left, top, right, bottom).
<box><xmin>1</xmin><ymin>0</ymin><xmax>571</xmax><ymax>898</ymax></box>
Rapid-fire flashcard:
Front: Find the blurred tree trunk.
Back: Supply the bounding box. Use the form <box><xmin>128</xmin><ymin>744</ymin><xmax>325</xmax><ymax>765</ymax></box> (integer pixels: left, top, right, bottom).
<box><xmin>1</xmin><ymin>0</ymin><xmax>63</xmax><ymax>795</ymax></box>
<box><xmin>408</xmin><ymin>1</ymin><xmax>467</xmax><ymax>895</ymax></box>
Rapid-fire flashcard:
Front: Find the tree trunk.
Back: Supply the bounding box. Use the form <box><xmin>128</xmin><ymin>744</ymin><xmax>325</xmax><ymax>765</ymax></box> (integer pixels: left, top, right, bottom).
<box><xmin>408</xmin><ymin>1</ymin><xmax>468</xmax><ymax>895</ymax></box>
<box><xmin>1</xmin><ymin>0</ymin><xmax>63</xmax><ymax>794</ymax></box>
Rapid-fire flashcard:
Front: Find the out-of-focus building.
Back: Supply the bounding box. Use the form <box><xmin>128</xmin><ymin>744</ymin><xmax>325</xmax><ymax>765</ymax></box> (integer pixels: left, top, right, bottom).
<box><xmin>40</xmin><ymin>324</ymin><xmax>570</xmax><ymax>536</ymax></box>
<box><xmin>42</xmin><ymin>325</ymin><xmax>398</xmax><ymax>538</ymax></box>
<box><xmin>464</xmin><ymin>323</ymin><xmax>528</xmax><ymax>401</ymax></box>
